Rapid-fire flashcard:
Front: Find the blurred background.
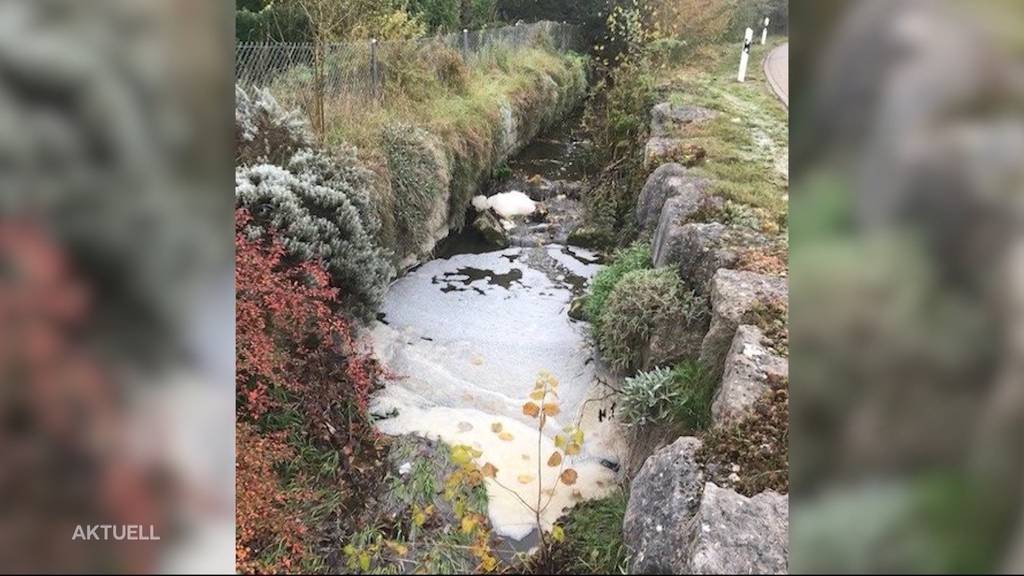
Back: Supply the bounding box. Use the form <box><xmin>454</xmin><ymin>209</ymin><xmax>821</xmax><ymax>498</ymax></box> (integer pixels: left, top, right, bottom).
<box><xmin>0</xmin><ymin>0</ymin><xmax>234</xmax><ymax>573</ymax></box>
<box><xmin>789</xmin><ymin>0</ymin><xmax>1024</xmax><ymax>572</ymax></box>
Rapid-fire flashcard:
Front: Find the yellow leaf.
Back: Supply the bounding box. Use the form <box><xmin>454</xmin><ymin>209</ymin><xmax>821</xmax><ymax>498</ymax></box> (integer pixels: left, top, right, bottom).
<box><xmin>560</xmin><ymin>468</ymin><xmax>578</xmax><ymax>486</ymax></box>
<box><xmin>542</xmin><ymin>403</ymin><xmax>560</xmax><ymax>416</ymax></box>
<box><xmin>517</xmin><ymin>474</ymin><xmax>534</xmax><ymax>484</ymax></box>
<box><xmin>359</xmin><ymin>552</ymin><xmax>371</xmax><ymax>571</ymax></box>
<box><xmin>571</xmin><ymin>429</ymin><xmax>585</xmax><ymax>445</ymax></box>
<box><xmin>450</xmin><ymin>445</ymin><xmax>473</xmax><ymax>466</ymax></box>
<box><xmin>547</xmin><ymin>451</ymin><xmax>562</xmax><ymax>467</ymax></box>
<box><xmin>480</xmin><ymin>554</ymin><xmax>498</xmax><ymax>572</ymax></box>
<box><xmin>529</xmin><ymin>389</ymin><xmax>545</xmax><ymax>401</ymax></box>
<box><xmin>551</xmin><ymin>525</ymin><xmax>565</xmax><ymax>543</ymax></box>
<box><xmin>461</xmin><ymin>515</ymin><xmax>478</xmax><ymax>534</ymax></box>
<box><xmin>554</xmin><ymin>434</ymin><xmax>566</xmax><ymax>449</ymax></box>
<box><xmin>481</xmin><ymin>462</ymin><xmax>498</xmax><ymax>478</ymax></box>
<box><xmin>491</xmin><ymin>422</ymin><xmax>503</xmax><ymax>434</ymax></box>
<box><xmin>565</xmin><ymin>442</ymin><xmax>581</xmax><ymax>456</ymax></box>
<box><xmin>386</xmin><ymin>541</ymin><xmax>408</xmax><ymax>556</ymax></box>
<box><xmin>499</xmin><ymin>431</ymin><xmax>514</xmax><ymax>441</ymax></box>
<box><xmin>522</xmin><ymin>402</ymin><xmax>540</xmax><ymax>418</ymax></box>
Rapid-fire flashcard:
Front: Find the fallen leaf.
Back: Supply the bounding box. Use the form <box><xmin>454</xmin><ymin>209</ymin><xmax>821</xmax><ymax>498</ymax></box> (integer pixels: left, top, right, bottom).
<box><xmin>547</xmin><ymin>452</ymin><xmax>562</xmax><ymax>467</ymax></box>
<box><xmin>551</xmin><ymin>525</ymin><xmax>565</xmax><ymax>543</ymax></box>
<box><xmin>522</xmin><ymin>402</ymin><xmax>540</xmax><ymax>418</ymax></box>
<box><xmin>498</xmin><ymin>431</ymin><xmax>514</xmax><ymax>441</ymax></box>
<box><xmin>517</xmin><ymin>474</ymin><xmax>534</xmax><ymax>484</ymax></box>
<box><xmin>560</xmin><ymin>469</ymin><xmax>578</xmax><ymax>486</ymax></box>
<box><xmin>542</xmin><ymin>403</ymin><xmax>560</xmax><ymax>416</ymax></box>
<box><xmin>481</xmin><ymin>463</ymin><xmax>498</xmax><ymax>478</ymax></box>
<box><xmin>490</xmin><ymin>422</ymin><xmax>502</xmax><ymax>434</ymax></box>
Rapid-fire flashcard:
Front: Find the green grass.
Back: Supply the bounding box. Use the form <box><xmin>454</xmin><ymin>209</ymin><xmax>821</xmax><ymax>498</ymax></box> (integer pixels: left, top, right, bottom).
<box><xmin>550</xmin><ymin>490</ymin><xmax>630</xmax><ymax>574</ymax></box>
<box><xmin>583</xmin><ymin>241</ymin><xmax>652</xmax><ymax>327</ymax></box>
<box><xmin>659</xmin><ymin>39</ymin><xmax>789</xmax><ymax>224</ymax></box>
<box><xmin>269</xmin><ymin>37</ymin><xmax>588</xmax><ymax>259</ymax></box>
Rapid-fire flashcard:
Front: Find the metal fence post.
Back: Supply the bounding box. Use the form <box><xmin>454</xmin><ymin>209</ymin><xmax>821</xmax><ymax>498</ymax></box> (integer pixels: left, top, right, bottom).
<box><xmin>370</xmin><ymin>38</ymin><xmax>379</xmax><ymax>100</ymax></box>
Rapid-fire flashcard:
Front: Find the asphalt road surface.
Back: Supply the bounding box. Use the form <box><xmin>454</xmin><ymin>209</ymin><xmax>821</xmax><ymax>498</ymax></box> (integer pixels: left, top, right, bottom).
<box><xmin>764</xmin><ymin>43</ymin><xmax>788</xmax><ymax>107</ymax></box>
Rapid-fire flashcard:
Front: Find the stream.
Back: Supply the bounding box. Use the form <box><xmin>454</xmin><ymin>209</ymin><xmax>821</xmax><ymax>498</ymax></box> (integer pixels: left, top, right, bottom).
<box><xmin>369</xmin><ymin>110</ymin><xmax>627</xmax><ymax>544</ymax></box>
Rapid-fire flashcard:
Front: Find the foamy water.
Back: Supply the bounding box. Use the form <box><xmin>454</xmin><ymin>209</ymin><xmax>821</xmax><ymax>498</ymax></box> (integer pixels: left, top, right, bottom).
<box><xmin>370</xmin><ymin>246</ymin><xmax>627</xmax><ymax>540</ymax></box>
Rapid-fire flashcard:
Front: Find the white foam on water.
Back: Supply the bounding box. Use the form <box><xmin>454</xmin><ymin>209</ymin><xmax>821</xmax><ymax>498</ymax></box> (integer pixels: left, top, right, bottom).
<box><xmin>370</xmin><ymin>247</ymin><xmax>625</xmax><ymax>540</ymax></box>
<box><xmin>487</xmin><ymin>190</ymin><xmax>536</xmax><ymax>218</ymax></box>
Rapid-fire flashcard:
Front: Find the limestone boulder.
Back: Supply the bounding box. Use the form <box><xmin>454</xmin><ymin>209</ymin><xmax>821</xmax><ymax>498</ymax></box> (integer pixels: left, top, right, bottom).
<box><xmin>712</xmin><ymin>325</ymin><xmax>789</xmax><ymax>426</ymax></box>
<box><xmin>699</xmin><ymin>269</ymin><xmax>787</xmax><ymax>382</ymax></box>
<box><xmin>635</xmin><ymin>163</ymin><xmax>712</xmax><ymax>232</ymax></box>
<box><xmin>623</xmin><ymin>437</ymin><xmax>705</xmax><ymax>574</ymax></box>
<box><xmin>685</xmin><ymin>483</ymin><xmax>789</xmax><ymax>574</ymax></box>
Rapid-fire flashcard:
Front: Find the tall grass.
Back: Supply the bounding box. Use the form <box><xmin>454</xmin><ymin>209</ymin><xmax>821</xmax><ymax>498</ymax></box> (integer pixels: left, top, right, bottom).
<box><xmin>269</xmin><ymin>36</ymin><xmax>588</xmax><ymax>260</ymax></box>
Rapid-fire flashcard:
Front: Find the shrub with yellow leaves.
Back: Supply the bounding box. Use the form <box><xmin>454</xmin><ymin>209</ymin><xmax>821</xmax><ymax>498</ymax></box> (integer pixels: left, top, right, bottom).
<box><xmin>481</xmin><ymin>371</ymin><xmax>586</xmax><ymax>565</ymax></box>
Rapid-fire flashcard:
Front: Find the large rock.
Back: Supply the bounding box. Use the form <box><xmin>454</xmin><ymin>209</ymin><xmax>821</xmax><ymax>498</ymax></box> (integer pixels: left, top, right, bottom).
<box><xmin>686</xmin><ymin>483</ymin><xmax>789</xmax><ymax>574</ymax></box>
<box><xmin>700</xmin><ymin>269</ymin><xmax>787</xmax><ymax>382</ymax></box>
<box><xmin>650</xmin><ymin>102</ymin><xmax>716</xmax><ymax>137</ymax></box>
<box><xmin>623</xmin><ymin>437</ymin><xmax>705</xmax><ymax>574</ymax></box>
<box><xmin>471</xmin><ymin>208</ymin><xmax>509</xmax><ymax>248</ymax></box>
<box><xmin>635</xmin><ymin>163</ymin><xmax>712</xmax><ymax>232</ymax></box>
<box><xmin>654</xmin><ymin>221</ymin><xmax>775</xmax><ymax>294</ymax></box>
<box><xmin>644</xmin><ymin>138</ymin><xmax>707</xmax><ymax>170</ymax></box>
<box><xmin>712</xmin><ymin>325</ymin><xmax>789</xmax><ymax>426</ymax></box>
<box><xmin>624</xmin><ymin>437</ymin><xmax>789</xmax><ymax>574</ymax></box>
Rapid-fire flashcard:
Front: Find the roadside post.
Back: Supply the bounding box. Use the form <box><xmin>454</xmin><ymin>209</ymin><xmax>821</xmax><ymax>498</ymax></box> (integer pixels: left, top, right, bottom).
<box><xmin>370</xmin><ymin>38</ymin><xmax>379</xmax><ymax>99</ymax></box>
<box><xmin>762</xmin><ymin>17</ymin><xmax>770</xmax><ymax>44</ymax></box>
<box><xmin>738</xmin><ymin>27</ymin><xmax>753</xmax><ymax>82</ymax></box>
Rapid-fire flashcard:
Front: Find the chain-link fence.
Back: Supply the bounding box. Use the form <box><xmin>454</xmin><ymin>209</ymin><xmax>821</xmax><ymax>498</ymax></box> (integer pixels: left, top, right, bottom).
<box><xmin>235</xmin><ymin>20</ymin><xmax>581</xmax><ymax>122</ymax></box>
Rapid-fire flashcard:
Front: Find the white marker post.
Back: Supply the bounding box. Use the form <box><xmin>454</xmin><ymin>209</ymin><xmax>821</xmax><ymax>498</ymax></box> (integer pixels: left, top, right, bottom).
<box><xmin>761</xmin><ymin>17</ymin><xmax>770</xmax><ymax>45</ymax></box>
<box><xmin>737</xmin><ymin>27</ymin><xmax>753</xmax><ymax>82</ymax></box>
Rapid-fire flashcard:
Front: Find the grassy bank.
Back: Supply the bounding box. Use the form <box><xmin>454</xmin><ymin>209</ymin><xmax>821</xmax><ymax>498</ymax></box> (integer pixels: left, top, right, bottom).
<box><xmin>662</xmin><ymin>38</ymin><xmax>788</xmax><ymax>224</ymax></box>
<box><xmin>272</xmin><ymin>36</ymin><xmax>589</xmax><ymax>265</ymax></box>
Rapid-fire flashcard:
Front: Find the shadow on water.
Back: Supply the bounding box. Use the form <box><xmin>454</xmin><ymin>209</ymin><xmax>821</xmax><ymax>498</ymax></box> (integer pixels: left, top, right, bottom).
<box><xmin>504</xmin><ymin>105</ymin><xmax>591</xmax><ymax>184</ymax></box>
<box><xmin>432</xmin><ymin>266</ymin><xmax>524</xmax><ymax>293</ymax></box>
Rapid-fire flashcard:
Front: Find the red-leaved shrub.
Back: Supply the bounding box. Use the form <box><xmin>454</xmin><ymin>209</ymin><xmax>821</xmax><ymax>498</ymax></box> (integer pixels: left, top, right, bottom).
<box><xmin>235</xmin><ymin>208</ymin><xmax>381</xmax><ymax>573</ymax></box>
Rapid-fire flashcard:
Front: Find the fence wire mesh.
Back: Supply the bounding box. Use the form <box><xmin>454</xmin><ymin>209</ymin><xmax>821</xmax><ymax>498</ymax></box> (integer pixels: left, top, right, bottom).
<box><xmin>235</xmin><ymin>20</ymin><xmax>581</xmax><ymax>110</ymax></box>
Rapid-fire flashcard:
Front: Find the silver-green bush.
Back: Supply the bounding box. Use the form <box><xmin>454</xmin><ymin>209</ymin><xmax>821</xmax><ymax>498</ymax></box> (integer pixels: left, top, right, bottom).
<box><xmin>235</xmin><ymin>86</ymin><xmax>392</xmax><ymax>319</ymax></box>
<box><xmin>236</xmin><ymin>164</ymin><xmax>392</xmax><ymax>320</ymax></box>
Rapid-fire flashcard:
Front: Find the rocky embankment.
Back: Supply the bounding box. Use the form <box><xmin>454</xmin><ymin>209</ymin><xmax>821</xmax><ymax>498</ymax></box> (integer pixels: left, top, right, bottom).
<box><xmin>621</xmin><ymin>101</ymin><xmax>790</xmax><ymax>573</ymax></box>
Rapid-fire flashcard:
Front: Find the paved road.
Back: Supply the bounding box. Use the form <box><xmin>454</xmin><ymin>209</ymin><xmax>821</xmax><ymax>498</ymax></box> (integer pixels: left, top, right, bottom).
<box><xmin>764</xmin><ymin>43</ymin><xmax>788</xmax><ymax>107</ymax></box>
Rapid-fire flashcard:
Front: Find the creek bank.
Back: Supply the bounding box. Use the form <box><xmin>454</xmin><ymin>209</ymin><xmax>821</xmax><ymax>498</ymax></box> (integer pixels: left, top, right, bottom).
<box><xmin>606</xmin><ymin>81</ymin><xmax>789</xmax><ymax>572</ymax></box>
<box><xmin>385</xmin><ymin>55</ymin><xmax>590</xmax><ymax>271</ymax></box>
